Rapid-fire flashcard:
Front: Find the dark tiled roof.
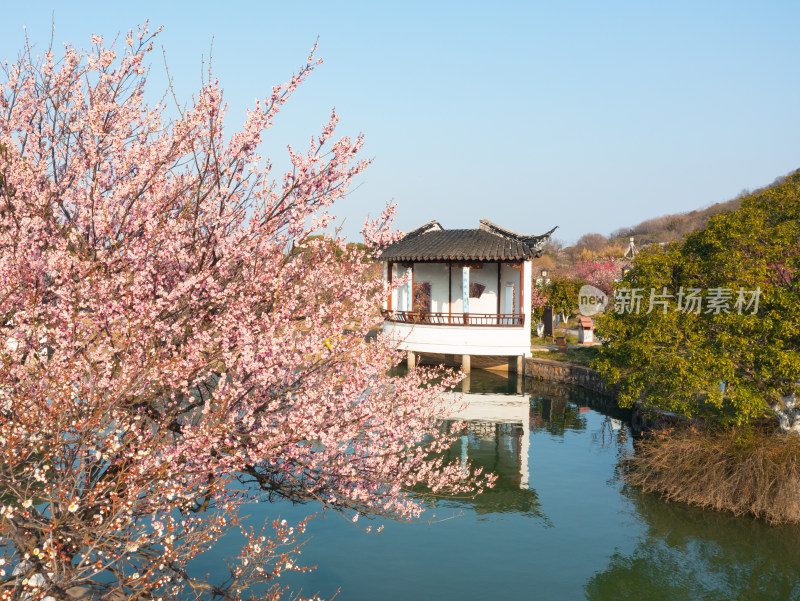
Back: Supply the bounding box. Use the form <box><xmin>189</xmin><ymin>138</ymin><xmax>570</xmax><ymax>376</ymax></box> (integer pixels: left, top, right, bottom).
<box><xmin>378</xmin><ymin>219</ymin><xmax>557</xmax><ymax>262</ymax></box>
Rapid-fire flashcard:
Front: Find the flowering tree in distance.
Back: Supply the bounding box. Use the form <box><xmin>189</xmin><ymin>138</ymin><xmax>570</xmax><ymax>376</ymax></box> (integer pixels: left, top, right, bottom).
<box><xmin>574</xmin><ymin>258</ymin><xmax>624</xmax><ymax>296</ymax></box>
<box><xmin>0</xmin><ymin>26</ymin><xmax>490</xmax><ymax>600</ymax></box>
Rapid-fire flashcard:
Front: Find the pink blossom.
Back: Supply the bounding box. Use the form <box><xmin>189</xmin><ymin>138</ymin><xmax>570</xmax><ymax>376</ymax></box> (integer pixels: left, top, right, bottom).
<box><xmin>0</xmin><ymin>24</ymin><xmax>491</xmax><ymax>601</ymax></box>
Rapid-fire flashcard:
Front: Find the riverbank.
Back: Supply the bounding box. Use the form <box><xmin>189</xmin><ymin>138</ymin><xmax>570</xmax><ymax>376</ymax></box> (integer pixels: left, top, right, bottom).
<box><xmin>524</xmin><ymin>355</ymin><xmax>800</xmax><ymax>525</ymax></box>
<box><xmin>525</xmin><ymin>355</ymin><xmax>697</xmax><ymax>435</ymax></box>
<box><xmin>625</xmin><ymin>424</ymin><xmax>800</xmax><ymax>524</ymax></box>
<box><xmin>524</xmin><ymin>354</ymin><xmax>616</xmax><ymax>398</ymax></box>
<box><xmin>417</xmin><ymin>350</ymin><xmax>800</xmax><ymax>524</ymax></box>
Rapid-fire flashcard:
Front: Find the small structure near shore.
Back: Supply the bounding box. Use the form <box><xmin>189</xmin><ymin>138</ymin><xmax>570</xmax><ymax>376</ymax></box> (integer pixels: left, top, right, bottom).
<box><xmin>378</xmin><ymin>219</ymin><xmax>556</xmax><ymax>371</ymax></box>
<box><xmin>577</xmin><ymin>316</ymin><xmax>594</xmax><ymax>344</ymax></box>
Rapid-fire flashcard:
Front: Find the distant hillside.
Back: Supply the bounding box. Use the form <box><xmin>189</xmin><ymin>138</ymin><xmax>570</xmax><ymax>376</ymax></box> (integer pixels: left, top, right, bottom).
<box><xmin>555</xmin><ymin>169</ymin><xmax>797</xmax><ymax>263</ymax></box>
<box><xmin>610</xmin><ymin>170</ymin><xmax>795</xmax><ymax>246</ymax></box>
<box><xmin>608</xmin><ymin>197</ymin><xmax>742</xmax><ymax>246</ymax></box>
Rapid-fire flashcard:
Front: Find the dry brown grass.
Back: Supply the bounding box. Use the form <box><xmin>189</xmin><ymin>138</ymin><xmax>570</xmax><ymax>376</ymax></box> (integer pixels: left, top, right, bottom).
<box><xmin>625</xmin><ymin>425</ymin><xmax>800</xmax><ymax>524</ymax></box>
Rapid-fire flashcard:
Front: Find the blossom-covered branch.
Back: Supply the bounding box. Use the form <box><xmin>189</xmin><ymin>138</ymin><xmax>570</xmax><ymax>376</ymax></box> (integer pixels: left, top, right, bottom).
<box><xmin>0</xmin><ymin>25</ymin><xmax>491</xmax><ymax>600</ymax></box>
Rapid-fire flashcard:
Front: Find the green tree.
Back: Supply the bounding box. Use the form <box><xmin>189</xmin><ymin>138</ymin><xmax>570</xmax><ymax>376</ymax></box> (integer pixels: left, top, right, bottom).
<box><xmin>594</xmin><ymin>172</ymin><xmax>800</xmax><ymax>426</ymax></box>
<box><xmin>545</xmin><ymin>276</ymin><xmax>586</xmax><ymax>318</ymax></box>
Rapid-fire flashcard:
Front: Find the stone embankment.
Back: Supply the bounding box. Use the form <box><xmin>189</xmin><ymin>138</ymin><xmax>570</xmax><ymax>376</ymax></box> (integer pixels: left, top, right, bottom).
<box><xmin>523</xmin><ymin>357</ymin><xmax>615</xmax><ymax>397</ymax></box>
<box><xmin>524</xmin><ymin>356</ymin><xmax>674</xmax><ymax>432</ymax></box>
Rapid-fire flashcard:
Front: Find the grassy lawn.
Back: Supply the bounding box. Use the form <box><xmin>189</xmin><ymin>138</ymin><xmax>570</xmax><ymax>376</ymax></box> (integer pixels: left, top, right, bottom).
<box><xmin>531</xmin><ymin>332</ymin><xmax>579</xmax><ymax>345</ymax></box>
<box><xmin>529</xmin><ymin>346</ymin><xmax>600</xmax><ymax>367</ymax></box>
<box><xmin>531</xmin><ymin>334</ymin><xmax>580</xmax><ymax>345</ymax></box>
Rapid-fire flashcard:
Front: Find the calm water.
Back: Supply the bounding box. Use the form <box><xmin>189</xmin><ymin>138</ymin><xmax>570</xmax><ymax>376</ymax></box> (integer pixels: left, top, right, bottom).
<box><xmin>194</xmin><ymin>370</ymin><xmax>800</xmax><ymax>600</ymax></box>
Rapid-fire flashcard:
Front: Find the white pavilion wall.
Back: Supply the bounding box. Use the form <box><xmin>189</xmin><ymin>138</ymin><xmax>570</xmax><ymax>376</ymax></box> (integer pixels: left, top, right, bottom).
<box><xmin>388</xmin><ymin>263</ymin><xmax>403</xmax><ymax>311</ymax></box>
<box><xmin>464</xmin><ymin>263</ymin><xmax>499</xmax><ymax>314</ymax></box>
<box><xmin>388</xmin><ymin>263</ymin><xmax>414</xmax><ymax>311</ymax></box>
<box><xmin>382</xmin><ymin>262</ymin><xmax>389</xmax><ymax>310</ymax></box>
<box><xmin>383</xmin><ymin>321</ymin><xmax>532</xmax><ymax>356</ymax></box>
<box><xmin>450</xmin><ymin>266</ymin><xmax>463</xmax><ymax>313</ymax></box>
<box><xmin>499</xmin><ymin>263</ymin><xmax>523</xmax><ymax>314</ymax></box>
<box><xmin>382</xmin><ymin>259</ymin><xmax>534</xmax><ymax>357</ymax></box>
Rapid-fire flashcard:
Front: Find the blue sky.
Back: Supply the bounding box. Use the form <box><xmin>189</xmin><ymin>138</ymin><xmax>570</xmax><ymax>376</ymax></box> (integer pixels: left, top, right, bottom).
<box><xmin>2</xmin><ymin>1</ymin><xmax>799</xmax><ymax>245</ymax></box>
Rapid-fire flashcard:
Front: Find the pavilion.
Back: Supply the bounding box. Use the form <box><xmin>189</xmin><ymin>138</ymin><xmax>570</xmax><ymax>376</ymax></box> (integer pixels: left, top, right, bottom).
<box><xmin>378</xmin><ymin>219</ymin><xmax>556</xmax><ymax>372</ymax></box>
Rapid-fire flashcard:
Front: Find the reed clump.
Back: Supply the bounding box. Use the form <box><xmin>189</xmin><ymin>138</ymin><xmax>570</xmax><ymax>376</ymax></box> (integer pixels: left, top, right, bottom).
<box><xmin>625</xmin><ymin>425</ymin><xmax>800</xmax><ymax>524</ymax></box>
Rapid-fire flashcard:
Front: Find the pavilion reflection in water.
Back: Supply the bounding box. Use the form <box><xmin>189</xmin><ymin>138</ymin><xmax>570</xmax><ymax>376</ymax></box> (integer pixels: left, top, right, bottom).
<box><xmin>441</xmin><ymin>392</ymin><xmax>532</xmax><ymax>490</ymax></box>
<box><xmin>436</xmin><ymin>375</ymin><xmax>629</xmax><ymax>517</ymax></box>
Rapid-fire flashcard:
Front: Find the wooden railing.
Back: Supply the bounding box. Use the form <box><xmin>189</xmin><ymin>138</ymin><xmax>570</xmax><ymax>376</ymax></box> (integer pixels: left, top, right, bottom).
<box><xmin>382</xmin><ymin>310</ymin><xmax>524</xmax><ymax>327</ymax></box>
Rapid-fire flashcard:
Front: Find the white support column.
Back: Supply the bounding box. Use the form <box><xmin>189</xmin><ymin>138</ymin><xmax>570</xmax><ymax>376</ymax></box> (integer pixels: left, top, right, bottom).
<box><xmin>523</xmin><ymin>260</ymin><xmax>532</xmax><ymax>355</ymax></box>
<box><xmin>462</xmin><ymin>265</ymin><xmax>470</xmax><ymax>314</ymax></box>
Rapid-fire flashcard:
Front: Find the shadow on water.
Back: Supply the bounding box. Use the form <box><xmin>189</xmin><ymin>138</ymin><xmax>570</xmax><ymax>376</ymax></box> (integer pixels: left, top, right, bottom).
<box><xmin>453</xmin><ymin>369</ymin><xmax>520</xmax><ymax>394</ymax></box>
<box><xmin>585</xmin><ymin>487</ymin><xmax>800</xmax><ymax>601</ymax></box>
<box><xmin>524</xmin><ymin>376</ymin><xmax>631</xmax><ymax>423</ymax></box>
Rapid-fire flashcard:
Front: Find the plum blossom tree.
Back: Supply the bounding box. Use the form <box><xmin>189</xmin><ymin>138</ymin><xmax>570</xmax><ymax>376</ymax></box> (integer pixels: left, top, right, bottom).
<box><xmin>530</xmin><ymin>284</ymin><xmax>548</xmax><ymax>311</ymax></box>
<box><xmin>0</xmin><ymin>26</ymin><xmax>490</xmax><ymax>600</ymax></box>
<box><xmin>575</xmin><ymin>258</ymin><xmax>624</xmax><ymax>296</ymax></box>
